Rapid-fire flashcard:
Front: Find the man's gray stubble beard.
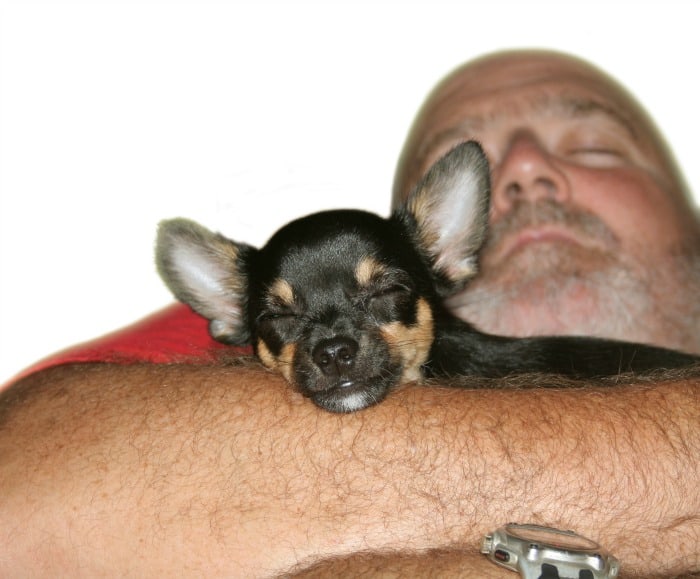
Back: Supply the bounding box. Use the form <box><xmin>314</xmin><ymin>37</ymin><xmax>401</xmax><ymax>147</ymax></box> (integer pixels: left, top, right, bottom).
<box><xmin>446</xmin><ymin>200</ymin><xmax>700</xmax><ymax>354</ymax></box>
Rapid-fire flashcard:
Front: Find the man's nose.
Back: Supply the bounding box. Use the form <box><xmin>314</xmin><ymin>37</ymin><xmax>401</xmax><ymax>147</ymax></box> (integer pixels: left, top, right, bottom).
<box><xmin>490</xmin><ymin>132</ymin><xmax>571</xmax><ymax>218</ymax></box>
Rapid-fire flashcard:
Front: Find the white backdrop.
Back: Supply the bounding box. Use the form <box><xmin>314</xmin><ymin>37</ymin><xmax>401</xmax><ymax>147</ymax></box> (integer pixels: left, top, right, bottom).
<box><xmin>2</xmin><ymin>0</ymin><xmax>699</xmax><ymax>384</ymax></box>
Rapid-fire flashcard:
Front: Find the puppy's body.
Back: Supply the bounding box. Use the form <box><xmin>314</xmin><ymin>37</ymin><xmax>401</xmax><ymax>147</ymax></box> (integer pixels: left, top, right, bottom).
<box><xmin>156</xmin><ymin>142</ymin><xmax>698</xmax><ymax>412</ymax></box>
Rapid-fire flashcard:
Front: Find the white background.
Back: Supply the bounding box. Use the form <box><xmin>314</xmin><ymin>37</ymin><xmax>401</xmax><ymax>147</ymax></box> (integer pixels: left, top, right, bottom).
<box><xmin>1</xmin><ymin>0</ymin><xmax>699</xmax><ymax>385</ymax></box>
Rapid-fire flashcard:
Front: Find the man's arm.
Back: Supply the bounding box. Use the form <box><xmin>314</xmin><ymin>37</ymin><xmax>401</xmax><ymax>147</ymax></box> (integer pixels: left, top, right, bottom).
<box><xmin>0</xmin><ymin>362</ymin><xmax>697</xmax><ymax>577</ymax></box>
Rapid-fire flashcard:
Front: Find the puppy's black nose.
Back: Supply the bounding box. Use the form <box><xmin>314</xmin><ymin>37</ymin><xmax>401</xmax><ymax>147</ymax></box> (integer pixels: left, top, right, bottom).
<box><xmin>312</xmin><ymin>337</ymin><xmax>358</xmax><ymax>377</ymax></box>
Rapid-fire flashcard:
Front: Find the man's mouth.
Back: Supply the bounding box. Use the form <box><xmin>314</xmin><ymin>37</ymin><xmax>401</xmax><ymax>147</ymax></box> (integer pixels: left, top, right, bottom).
<box><xmin>481</xmin><ymin>200</ymin><xmax>620</xmax><ymax>266</ymax></box>
<box><xmin>495</xmin><ymin>226</ymin><xmax>585</xmax><ymax>261</ymax></box>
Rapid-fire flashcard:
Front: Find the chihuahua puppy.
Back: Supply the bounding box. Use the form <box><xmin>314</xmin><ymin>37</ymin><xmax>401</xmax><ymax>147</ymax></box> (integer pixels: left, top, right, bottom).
<box><xmin>156</xmin><ymin>141</ymin><xmax>698</xmax><ymax>413</ymax></box>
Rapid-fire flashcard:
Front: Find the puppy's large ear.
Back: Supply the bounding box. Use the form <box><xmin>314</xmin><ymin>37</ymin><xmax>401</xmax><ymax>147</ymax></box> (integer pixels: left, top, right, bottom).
<box><xmin>397</xmin><ymin>140</ymin><xmax>490</xmax><ymax>294</ymax></box>
<box><xmin>155</xmin><ymin>218</ymin><xmax>255</xmax><ymax>344</ymax></box>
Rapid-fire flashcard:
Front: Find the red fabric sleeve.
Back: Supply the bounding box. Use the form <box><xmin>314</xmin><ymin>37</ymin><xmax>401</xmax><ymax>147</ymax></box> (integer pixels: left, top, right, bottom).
<box><xmin>5</xmin><ymin>303</ymin><xmax>252</xmax><ymax>387</ymax></box>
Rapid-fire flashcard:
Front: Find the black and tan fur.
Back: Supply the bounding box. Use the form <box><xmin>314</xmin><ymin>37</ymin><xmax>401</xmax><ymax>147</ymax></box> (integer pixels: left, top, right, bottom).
<box><xmin>156</xmin><ymin>141</ymin><xmax>698</xmax><ymax>413</ymax></box>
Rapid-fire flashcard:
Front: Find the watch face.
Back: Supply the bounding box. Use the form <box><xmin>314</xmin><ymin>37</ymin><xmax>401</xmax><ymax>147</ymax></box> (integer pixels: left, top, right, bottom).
<box><xmin>506</xmin><ymin>524</ymin><xmax>600</xmax><ymax>552</ymax></box>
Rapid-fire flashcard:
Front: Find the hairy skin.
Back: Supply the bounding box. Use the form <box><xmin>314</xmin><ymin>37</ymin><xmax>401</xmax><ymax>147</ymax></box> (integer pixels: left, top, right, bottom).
<box><xmin>1</xmin><ymin>363</ymin><xmax>698</xmax><ymax>577</ymax></box>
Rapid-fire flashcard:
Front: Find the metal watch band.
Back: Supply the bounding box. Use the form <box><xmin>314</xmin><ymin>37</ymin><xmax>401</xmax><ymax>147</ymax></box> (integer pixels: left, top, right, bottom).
<box><xmin>481</xmin><ymin>523</ymin><xmax>620</xmax><ymax>579</ymax></box>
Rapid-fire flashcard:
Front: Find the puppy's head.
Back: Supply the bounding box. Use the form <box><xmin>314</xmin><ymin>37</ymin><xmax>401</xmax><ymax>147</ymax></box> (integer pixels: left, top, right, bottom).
<box><xmin>156</xmin><ymin>141</ymin><xmax>490</xmax><ymax>412</ymax></box>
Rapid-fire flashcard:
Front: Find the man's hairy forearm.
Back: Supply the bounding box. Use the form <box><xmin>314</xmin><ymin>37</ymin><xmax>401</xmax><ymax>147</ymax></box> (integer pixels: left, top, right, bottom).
<box><xmin>0</xmin><ymin>363</ymin><xmax>698</xmax><ymax>577</ymax></box>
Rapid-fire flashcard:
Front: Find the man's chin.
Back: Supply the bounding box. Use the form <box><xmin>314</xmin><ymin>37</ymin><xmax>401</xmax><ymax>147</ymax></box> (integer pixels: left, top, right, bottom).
<box><xmin>453</xmin><ymin>262</ymin><xmax>590</xmax><ymax>317</ymax></box>
<box><xmin>447</xmin><ymin>245</ymin><xmax>700</xmax><ymax>354</ymax></box>
<box><xmin>446</xmin><ymin>255</ymin><xmax>627</xmax><ymax>339</ymax></box>
<box><xmin>483</xmin><ymin>241</ymin><xmax>609</xmax><ymax>279</ymax></box>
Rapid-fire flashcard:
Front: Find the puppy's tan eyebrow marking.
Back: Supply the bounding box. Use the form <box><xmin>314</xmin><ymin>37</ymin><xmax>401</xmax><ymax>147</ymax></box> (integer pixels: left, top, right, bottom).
<box><xmin>355</xmin><ymin>256</ymin><xmax>387</xmax><ymax>287</ymax></box>
<box><xmin>268</xmin><ymin>278</ymin><xmax>295</xmax><ymax>306</ymax></box>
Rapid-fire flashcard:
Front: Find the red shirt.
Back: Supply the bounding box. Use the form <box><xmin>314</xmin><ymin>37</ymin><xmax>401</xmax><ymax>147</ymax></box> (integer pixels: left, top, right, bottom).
<box><xmin>6</xmin><ymin>304</ymin><xmax>251</xmax><ymax>386</ymax></box>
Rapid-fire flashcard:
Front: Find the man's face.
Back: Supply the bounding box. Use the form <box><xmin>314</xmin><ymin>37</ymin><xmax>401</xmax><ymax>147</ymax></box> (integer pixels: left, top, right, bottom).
<box><xmin>396</xmin><ymin>52</ymin><xmax>700</xmax><ymax>352</ymax></box>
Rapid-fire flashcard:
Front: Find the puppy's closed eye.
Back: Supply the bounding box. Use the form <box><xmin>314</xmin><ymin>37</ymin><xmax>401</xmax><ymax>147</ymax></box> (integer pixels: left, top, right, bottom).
<box><xmin>258</xmin><ymin>309</ymin><xmax>297</xmax><ymax>323</ymax></box>
<box><xmin>257</xmin><ymin>304</ymin><xmax>300</xmax><ymax>336</ymax></box>
<box><xmin>365</xmin><ymin>281</ymin><xmax>415</xmax><ymax>323</ymax></box>
<box><xmin>369</xmin><ymin>283</ymin><xmax>411</xmax><ymax>300</ymax></box>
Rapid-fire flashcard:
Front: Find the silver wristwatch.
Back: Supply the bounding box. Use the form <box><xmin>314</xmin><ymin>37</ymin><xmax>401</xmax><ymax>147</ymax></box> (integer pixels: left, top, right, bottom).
<box><xmin>481</xmin><ymin>523</ymin><xmax>620</xmax><ymax>579</ymax></box>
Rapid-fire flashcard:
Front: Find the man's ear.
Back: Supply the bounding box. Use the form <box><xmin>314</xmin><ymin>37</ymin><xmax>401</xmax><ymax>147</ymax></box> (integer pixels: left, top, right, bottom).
<box><xmin>155</xmin><ymin>218</ymin><xmax>255</xmax><ymax>344</ymax></box>
<box><xmin>397</xmin><ymin>140</ymin><xmax>491</xmax><ymax>294</ymax></box>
